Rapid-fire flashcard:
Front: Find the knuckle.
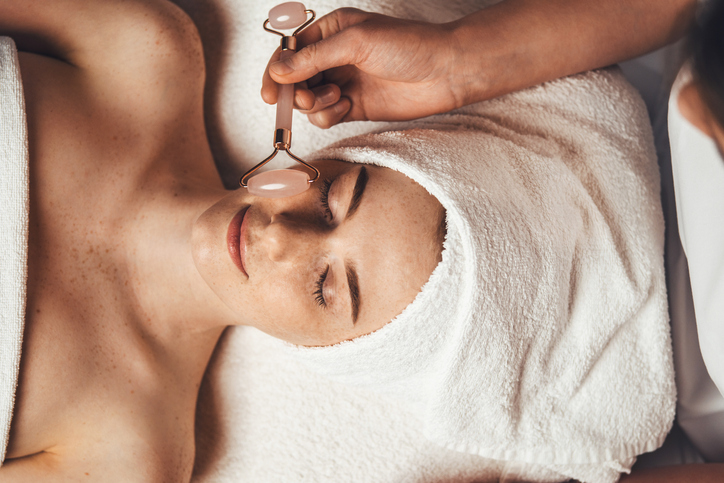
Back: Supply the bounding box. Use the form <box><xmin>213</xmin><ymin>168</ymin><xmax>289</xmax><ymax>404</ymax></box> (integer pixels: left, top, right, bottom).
<box><xmin>309</xmin><ymin>111</ymin><xmax>332</xmax><ymax>129</ymax></box>
<box><xmin>335</xmin><ymin>8</ymin><xmax>368</xmax><ymax>27</ymax></box>
<box><xmin>296</xmin><ymin>42</ymin><xmax>318</xmax><ymax>67</ymax></box>
<box><xmin>326</xmin><ymin>8</ymin><xmax>359</xmax><ymax>34</ymax></box>
<box><xmin>341</xmin><ymin>26</ymin><xmax>370</xmax><ymax>63</ymax></box>
<box><xmin>343</xmin><ymin>23</ymin><xmax>363</xmax><ymax>41</ymax></box>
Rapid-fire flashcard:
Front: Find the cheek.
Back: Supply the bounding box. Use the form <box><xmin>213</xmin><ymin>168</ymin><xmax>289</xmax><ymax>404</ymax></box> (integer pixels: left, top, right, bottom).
<box><xmin>247</xmin><ymin>272</ymin><xmax>353</xmax><ymax>345</ymax></box>
<box><xmin>241</xmin><ymin>268</ymin><xmax>317</xmax><ymax>334</ymax></box>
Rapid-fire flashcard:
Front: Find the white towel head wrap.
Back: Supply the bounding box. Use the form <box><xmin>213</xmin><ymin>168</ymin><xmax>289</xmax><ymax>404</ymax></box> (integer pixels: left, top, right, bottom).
<box><xmin>282</xmin><ymin>69</ymin><xmax>675</xmax><ymax>481</ymax></box>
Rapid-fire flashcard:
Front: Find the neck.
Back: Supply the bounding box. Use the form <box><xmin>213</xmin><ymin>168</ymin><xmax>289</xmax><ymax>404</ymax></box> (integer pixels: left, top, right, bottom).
<box><xmin>122</xmin><ymin>168</ymin><xmax>239</xmax><ymax>378</ymax></box>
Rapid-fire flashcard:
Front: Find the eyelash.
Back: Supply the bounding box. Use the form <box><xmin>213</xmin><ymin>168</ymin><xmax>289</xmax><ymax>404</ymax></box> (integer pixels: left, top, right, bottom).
<box><xmin>319</xmin><ymin>178</ymin><xmax>333</xmax><ymax>221</ymax></box>
<box><xmin>313</xmin><ymin>178</ymin><xmax>335</xmax><ymax>308</ymax></box>
<box><xmin>313</xmin><ymin>265</ymin><xmax>330</xmax><ymax>308</ymax></box>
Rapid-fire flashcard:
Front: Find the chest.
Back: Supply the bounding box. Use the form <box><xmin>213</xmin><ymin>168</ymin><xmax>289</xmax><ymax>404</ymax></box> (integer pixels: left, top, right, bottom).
<box><xmin>6</xmin><ymin>157</ymin><xmax>193</xmax><ymax>468</ymax></box>
<box><xmin>5</xmin><ymin>52</ymin><xmax>209</xmax><ymax>470</ymax></box>
<box><xmin>8</xmin><ymin>280</ymin><xmax>197</xmax><ymax>478</ymax></box>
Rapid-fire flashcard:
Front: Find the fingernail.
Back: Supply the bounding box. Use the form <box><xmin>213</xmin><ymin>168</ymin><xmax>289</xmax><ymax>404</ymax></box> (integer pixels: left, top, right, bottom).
<box><xmin>298</xmin><ymin>96</ymin><xmax>313</xmax><ymax>110</ymax></box>
<box><xmin>270</xmin><ymin>59</ymin><xmax>294</xmax><ymax>75</ymax></box>
<box><xmin>334</xmin><ymin>98</ymin><xmax>351</xmax><ymax>114</ymax></box>
<box><xmin>318</xmin><ymin>86</ymin><xmax>336</xmax><ymax>104</ymax></box>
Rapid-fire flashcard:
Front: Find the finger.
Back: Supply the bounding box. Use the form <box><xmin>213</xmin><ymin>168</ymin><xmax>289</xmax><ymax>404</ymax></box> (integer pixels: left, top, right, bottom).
<box><xmin>300</xmin><ymin>84</ymin><xmax>341</xmax><ymax>114</ymax></box>
<box><xmin>307</xmin><ymin>97</ymin><xmax>352</xmax><ymax>129</ymax></box>
<box><xmin>261</xmin><ymin>47</ymin><xmax>283</xmax><ymax>104</ymax></box>
<box><xmin>263</xmin><ymin>51</ymin><xmax>315</xmax><ymax>108</ymax></box>
<box><xmin>269</xmin><ymin>10</ymin><xmax>373</xmax><ymax>84</ymax></box>
<box><xmin>294</xmin><ymin>87</ymin><xmax>316</xmax><ymax>110</ymax></box>
<box><xmin>296</xmin><ymin>8</ymin><xmax>370</xmax><ymax>48</ymax></box>
<box><xmin>269</xmin><ymin>34</ymin><xmax>358</xmax><ymax>84</ymax></box>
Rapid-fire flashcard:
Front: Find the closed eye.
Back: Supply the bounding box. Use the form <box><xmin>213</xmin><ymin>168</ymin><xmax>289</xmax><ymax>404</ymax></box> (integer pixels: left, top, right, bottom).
<box><xmin>319</xmin><ymin>178</ymin><xmax>333</xmax><ymax>221</ymax></box>
<box><xmin>313</xmin><ymin>265</ymin><xmax>329</xmax><ymax>307</ymax></box>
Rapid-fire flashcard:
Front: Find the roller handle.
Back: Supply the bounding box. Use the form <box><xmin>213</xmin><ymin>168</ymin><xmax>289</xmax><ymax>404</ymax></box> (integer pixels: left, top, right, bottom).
<box><xmin>275</xmin><ymin>49</ymin><xmax>295</xmax><ymax>132</ymax></box>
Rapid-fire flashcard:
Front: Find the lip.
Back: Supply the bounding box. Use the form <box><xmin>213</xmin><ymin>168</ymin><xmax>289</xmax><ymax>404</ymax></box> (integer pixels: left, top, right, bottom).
<box><xmin>227</xmin><ymin>206</ymin><xmax>250</xmax><ymax>277</ymax></box>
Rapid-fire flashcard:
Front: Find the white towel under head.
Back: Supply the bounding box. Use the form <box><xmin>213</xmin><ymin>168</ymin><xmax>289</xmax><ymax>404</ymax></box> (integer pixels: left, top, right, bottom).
<box><xmin>282</xmin><ymin>68</ymin><xmax>676</xmax><ymax>482</ymax></box>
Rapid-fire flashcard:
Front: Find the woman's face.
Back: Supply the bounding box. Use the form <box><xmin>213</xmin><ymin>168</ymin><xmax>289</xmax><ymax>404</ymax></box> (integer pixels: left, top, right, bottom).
<box><xmin>192</xmin><ymin>160</ymin><xmax>444</xmax><ymax>346</ymax></box>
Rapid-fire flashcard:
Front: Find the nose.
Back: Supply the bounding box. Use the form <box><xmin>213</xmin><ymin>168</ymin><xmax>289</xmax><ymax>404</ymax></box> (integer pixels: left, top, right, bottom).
<box><xmin>263</xmin><ymin>213</ymin><xmax>320</xmax><ymax>263</ymax></box>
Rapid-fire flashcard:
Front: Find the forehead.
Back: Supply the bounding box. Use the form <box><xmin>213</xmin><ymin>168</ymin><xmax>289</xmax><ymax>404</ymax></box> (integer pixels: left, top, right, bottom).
<box><xmin>317</xmin><ymin>159</ymin><xmax>444</xmax><ymax>337</ymax></box>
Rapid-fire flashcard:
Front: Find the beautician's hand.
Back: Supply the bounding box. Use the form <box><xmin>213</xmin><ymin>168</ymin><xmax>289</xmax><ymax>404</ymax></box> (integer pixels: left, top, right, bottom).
<box><xmin>262</xmin><ymin>0</ymin><xmax>697</xmax><ymax>129</ymax></box>
<box><xmin>261</xmin><ymin>8</ymin><xmax>468</xmax><ymax>128</ymax></box>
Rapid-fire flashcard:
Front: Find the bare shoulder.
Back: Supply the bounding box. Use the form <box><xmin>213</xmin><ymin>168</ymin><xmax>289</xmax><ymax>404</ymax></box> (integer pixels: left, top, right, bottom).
<box><xmin>81</xmin><ymin>0</ymin><xmax>207</xmax><ymax>114</ymax></box>
<box><xmin>13</xmin><ymin>0</ymin><xmax>211</xmax><ymax>189</ymax></box>
<box><xmin>1</xmin><ymin>0</ymin><xmax>204</xmax><ymax>71</ymax></box>
<box><xmin>5</xmin><ymin>0</ymin><xmax>205</xmax><ymax>125</ymax></box>
<box><xmin>74</xmin><ymin>0</ymin><xmax>206</xmax><ymax>124</ymax></box>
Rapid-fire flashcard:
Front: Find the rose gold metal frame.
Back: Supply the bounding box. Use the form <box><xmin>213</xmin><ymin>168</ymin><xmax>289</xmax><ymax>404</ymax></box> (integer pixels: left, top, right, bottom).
<box><xmin>239</xmin><ymin>8</ymin><xmax>318</xmax><ymax>189</ymax></box>
<box><xmin>239</xmin><ymin>146</ymin><xmax>320</xmax><ymax>188</ymax></box>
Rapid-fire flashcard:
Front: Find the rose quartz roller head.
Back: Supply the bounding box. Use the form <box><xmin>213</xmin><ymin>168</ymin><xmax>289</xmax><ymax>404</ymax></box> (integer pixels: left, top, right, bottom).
<box><xmin>239</xmin><ymin>2</ymin><xmax>318</xmax><ymax>199</ymax></box>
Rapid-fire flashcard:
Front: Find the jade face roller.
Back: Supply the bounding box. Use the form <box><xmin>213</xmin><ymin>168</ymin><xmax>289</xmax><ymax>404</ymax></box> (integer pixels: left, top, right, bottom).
<box><xmin>239</xmin><ymin>2</ymin><xmax>318</xmax><ymax>198</ymax></box>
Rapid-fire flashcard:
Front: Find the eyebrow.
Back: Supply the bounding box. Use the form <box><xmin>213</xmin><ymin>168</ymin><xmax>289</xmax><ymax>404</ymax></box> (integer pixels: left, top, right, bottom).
<box><xmin>343</xmin><ymin>166</ymin><xmax>367</xmax><ymax>324</ymax></box>
<box><xmin>345</xmin><ymin>166</ymin><xmax>368</xmax><ymax>219</ymax></box>
<box><xmin>346</xmin><ymin>262</ymin><xmax>360</xmax><ymax>324</ymax></box>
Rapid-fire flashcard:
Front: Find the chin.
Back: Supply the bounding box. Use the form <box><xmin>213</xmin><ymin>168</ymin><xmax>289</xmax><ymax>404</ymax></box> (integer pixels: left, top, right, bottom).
<box><xmin>190</xmin><ymin>208</ymin><xmax>219</xmax><ymax>286</ymax></box>
<box><xmin>191</xmin><ymin>193</ymin><xmax>233</xmax><ymax>281</ymax></box>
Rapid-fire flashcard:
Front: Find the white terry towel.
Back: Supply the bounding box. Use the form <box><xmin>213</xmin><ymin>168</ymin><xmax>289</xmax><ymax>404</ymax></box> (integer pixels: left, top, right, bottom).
<box><xmin>0</xmin><ymin>37</ymin><xmax>29</xmax><ymax>465</ymax></box>
<box><xmin>282</xmin><ymin>67</ymin><xmax>675</xmax><ymax>483</ymax></box>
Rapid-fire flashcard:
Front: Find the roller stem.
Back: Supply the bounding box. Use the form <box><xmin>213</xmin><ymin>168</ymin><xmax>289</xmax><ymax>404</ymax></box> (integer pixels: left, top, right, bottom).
<box><xmin>275</xmin><ymin>49</ymin><xmax>295</xmax><ymax>132</ymax></box>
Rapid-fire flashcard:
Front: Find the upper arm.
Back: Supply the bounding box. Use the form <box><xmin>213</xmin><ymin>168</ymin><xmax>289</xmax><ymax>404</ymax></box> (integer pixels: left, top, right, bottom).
<box><xmin>1</xmin><ymin>0</ymin><xmax>205</xmax><ymax>119</ymax></box>
<box><xmin>0</xmin><ymin>0</ymin><xmax>203</xmax><ymax>69</ymax></box>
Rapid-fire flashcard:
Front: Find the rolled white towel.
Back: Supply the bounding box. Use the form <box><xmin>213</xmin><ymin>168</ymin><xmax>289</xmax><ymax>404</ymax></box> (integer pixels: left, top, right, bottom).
<box><xmin>0</xmin><ymin>36</ymin><xmax>29</xmax><ymax>466</ymax></box>
<box><xmin>284</xmin><ymin>67</ymin><xmax>674</xmax><ymax>483</ymax></box>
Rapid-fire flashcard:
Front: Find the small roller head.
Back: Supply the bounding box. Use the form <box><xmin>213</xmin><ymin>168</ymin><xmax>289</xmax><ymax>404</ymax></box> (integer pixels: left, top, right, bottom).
<box><xmin>268</xmin><ymin>2</ymin><xmax>308</xmax><ymax>30</ymax></box>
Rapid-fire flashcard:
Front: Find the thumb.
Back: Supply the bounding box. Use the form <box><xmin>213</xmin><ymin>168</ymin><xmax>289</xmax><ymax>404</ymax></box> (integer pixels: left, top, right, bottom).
<box><xmin>269</xmin><ymin>9</ymin><xmax>370</xmax><ymax>84</ymax></box>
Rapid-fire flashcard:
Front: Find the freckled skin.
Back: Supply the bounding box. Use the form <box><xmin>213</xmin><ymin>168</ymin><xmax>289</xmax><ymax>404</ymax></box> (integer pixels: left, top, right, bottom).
<box><xmin>5</xmin><ymin>1</ymin><xmax>222</xmax><ymax>481</ymax></box>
